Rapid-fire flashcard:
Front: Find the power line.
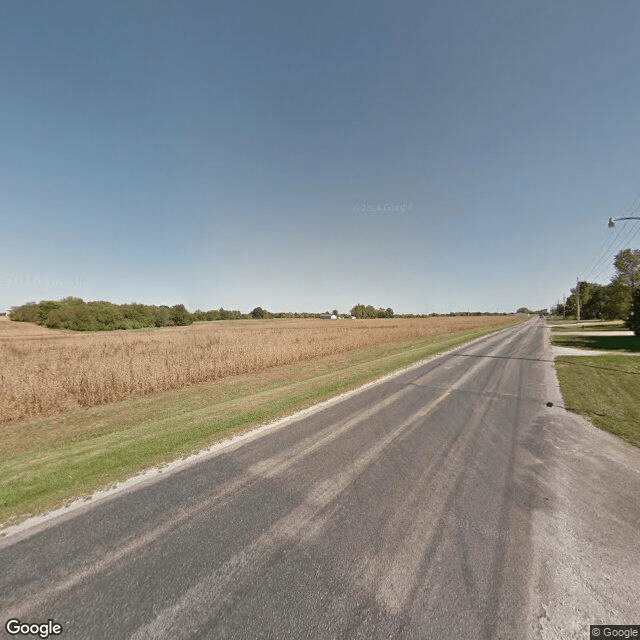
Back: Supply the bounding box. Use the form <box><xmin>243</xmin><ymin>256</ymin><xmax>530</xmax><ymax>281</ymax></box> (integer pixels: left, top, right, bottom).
<box><xmin>579</xmin><ymin>192</ymin><xmax>640</xmax><ymax>283</ymax></box>
<box><xmin>590</xmin><ymin>220</ymin><xmax>640</xmax><ymax>283</ymax></box>
<box><xmin>600</xmin><ymin>217</ymin><xmax>640</xmax><ymax>273</ymax></box>
<box><xmin>580</xmin><ymin>220</ymin><xmax>629</xmax><ymax>282</ymax></box>
<box><xmin>579</xmin><ymin>190</ymin><xmax>640</xmax><ymax>277</ymax></box>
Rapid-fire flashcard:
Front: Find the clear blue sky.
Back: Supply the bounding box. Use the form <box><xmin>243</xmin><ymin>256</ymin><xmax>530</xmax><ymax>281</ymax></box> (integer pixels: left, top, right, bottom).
<box><xmin>2</xmin><ymin>0</ymin><xmax>640</xmax><ymax>314</ymax></box>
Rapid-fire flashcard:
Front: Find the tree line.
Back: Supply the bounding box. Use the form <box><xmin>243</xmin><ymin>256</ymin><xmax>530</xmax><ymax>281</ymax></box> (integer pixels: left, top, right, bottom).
<box><xmin>9</xmin><ymin>298</ymin><xmax>197</xmax><ymax>331</ymax></box>
<box><xmin>552</xmin><ymin>248</ymin><xmax>640</xmax><ymax>335</ymax></box>
<box><xmin>515</xmin><ymin>307</ymin><xmax>549</xmax><ymax>315</ymax></box>
<box><xmin>8</xmin><ymin>297</ymin><xmax>514</xmax><ymax>332</ymax></box>
<box><xmin>8</xmin><ymin>299</ymin><xmax>293</xmax><ymax>330</ymax></box>
<box><xmin>7</xmin><ymin>299</ymin><xmax>392</xmax><ymax>329</ymax></box>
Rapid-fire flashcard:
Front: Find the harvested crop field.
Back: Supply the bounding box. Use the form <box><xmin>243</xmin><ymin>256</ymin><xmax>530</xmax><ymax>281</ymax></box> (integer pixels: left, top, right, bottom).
<box><xmin>1</xmin><ymin>315</ymin><xmax>516</xmax><ymax>425</ymax></box>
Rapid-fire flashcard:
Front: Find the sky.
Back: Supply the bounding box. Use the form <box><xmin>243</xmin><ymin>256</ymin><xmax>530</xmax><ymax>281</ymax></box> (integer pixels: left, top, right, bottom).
<box><xmin>2</xmin><ymin>0</ymin><xmax>640</xmax><ymax>315</ymax></box>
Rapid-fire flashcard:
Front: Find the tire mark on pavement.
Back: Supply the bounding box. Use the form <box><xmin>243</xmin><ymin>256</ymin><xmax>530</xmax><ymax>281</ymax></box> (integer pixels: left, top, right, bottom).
<box><xmin>0</xmin><ymin>323</ymin><xmax>529</xmax><ymax>623</ymax></box>
<box><xmin>126</xmin><ymin>336</ymin><xmax>522</xmax><ymax>640</ymax></box>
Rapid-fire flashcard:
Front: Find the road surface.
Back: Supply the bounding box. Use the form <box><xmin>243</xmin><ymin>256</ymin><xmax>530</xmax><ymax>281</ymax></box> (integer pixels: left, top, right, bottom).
<box><xmin>2</xmin><ymin>318</ymin><xmax>639</xmax><ymax>639</ymax></box>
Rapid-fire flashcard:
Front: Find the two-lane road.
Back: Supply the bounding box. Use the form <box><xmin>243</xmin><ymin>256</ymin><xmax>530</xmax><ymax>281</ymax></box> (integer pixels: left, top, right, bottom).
<box><xmin>2</xmin><ymin>318</ymin><xmax>639</xmax><ymax>639</ymax></box>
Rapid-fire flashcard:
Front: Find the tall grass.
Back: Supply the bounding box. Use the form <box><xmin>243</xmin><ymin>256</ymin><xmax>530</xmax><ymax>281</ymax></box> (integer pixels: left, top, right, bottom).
<box><xmin>0</xmin><ymin>316</ymin><xmax>516</xmax><ymax>425</ymax></box>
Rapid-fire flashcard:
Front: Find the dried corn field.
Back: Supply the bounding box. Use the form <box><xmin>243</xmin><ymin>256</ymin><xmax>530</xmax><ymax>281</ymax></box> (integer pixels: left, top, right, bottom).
<box><xmin>0</xmin><ymin>315</ymin><xmax>516</xmax><ymax>425</ymax></box>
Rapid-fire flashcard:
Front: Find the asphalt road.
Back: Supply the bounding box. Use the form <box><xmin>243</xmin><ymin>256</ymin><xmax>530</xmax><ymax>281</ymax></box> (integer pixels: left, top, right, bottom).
<box><xmin>2</xmin><ymin>318</ymin><xmax>639</xmax><ymax>639</ymax></box>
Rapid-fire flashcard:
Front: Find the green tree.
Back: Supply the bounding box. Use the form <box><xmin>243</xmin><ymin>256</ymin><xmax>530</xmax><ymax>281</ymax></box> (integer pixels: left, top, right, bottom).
<box><xmin>9</xmin><ymin>302</ymin><xmax>39</xmax><ymax>323</ymax></box>
<box><xmin>251</xmin><ymin>306</ymin><xmax>267</xmax><ymax>319</ymax></box>
<box><xmin>37</xmin><ymin>300</ymin><xmax>61</xmax><ymax>324</ymax></box>
<box><xmin>351</xmin><ymin>304</ymin><xmax>394</xmax><ymax>319</ymax></box>
<box><xmin>153</xmin><ymin>306</ymin><xmax>171</xmax><ymax>327</ymax></box>
<box><xmin>581</xmin><ymin>284</ymin><xmax>605</xmax><ymax>320</ymax></box>
<box><xmin>625</xmin><ymin>288</ymin><xmax>640</xmax><ymax>336</ymax></box>
<box><xmin>169</xmin><ymin>304</ymin><xmax>192</xmax><ymax>326</ymax></box>
<box><xmin>205</xmin><ymin>309</ymin><xmax>221</xmax><ymax>321</ymax></box>
<box><xmin>564</xmin><ymin>282</ymin><xmax>601</xmax><ymax>319</ymax></box>
<box><xmin>350</xmin><ymin>304</ymin><xmax>366</xmax><ymax>318</ymax></box>
<box><xmin>613</xmin><ymin>249</ymin><xmax>640</xmax><ymax>288</ymax></box>
<box><xmin>601</xmin><ymin>281</ymin><xmax>631</xmax><ymax>320</ymax></box>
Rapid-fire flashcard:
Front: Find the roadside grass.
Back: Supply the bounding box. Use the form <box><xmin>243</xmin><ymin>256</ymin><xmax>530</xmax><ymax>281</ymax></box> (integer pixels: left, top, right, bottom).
<box><xmin>546</xmin><ymin>317</ymin><xmax>586</xmax><ymax>325</ymax></box>
<box><xmin>555</xmin><ymin>355</ymin><xmax>640</xmax><ymax>448</ymax></box>
<box><xmin>551</xmin><ymin>322</ymin><xmax>626</xmax><ymax>332</ymax></box>
<box><xmin>551</xmin><ymin>334</ymin><xmax>640</xmax><ymax>352</ymax></box>
<box><xmin>0</xmin><ymin>320</ymin><xmax>521</xmax><ymax>530</ymax></box>
<box><xmin>546</xmin><ymin>317</ymin><xmax>621</xmax><ymax>325</ymax></box>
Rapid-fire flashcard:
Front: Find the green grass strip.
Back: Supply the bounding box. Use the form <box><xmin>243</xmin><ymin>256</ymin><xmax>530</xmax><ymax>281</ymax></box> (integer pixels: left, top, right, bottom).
<box><xmin>551</xmin><ymin>334</ymin><xmax>640</xmax><ymax>352</ymax></box>
<box><xmin>555</xmin><ymin>354</ymin><xmax>640</xmax><ymax>449</ymax></box>
<box><xmin>550</xmin><ymin>322</ymin><xmax>626</xmax><ymax>332</ymax></box>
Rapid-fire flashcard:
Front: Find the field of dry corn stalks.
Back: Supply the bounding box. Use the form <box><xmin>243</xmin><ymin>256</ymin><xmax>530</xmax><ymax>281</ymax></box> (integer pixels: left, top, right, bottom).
<box><xmin>0</xmin><ymin>315</ymin><xmax>516</xmax><ymax>425</ymax></box>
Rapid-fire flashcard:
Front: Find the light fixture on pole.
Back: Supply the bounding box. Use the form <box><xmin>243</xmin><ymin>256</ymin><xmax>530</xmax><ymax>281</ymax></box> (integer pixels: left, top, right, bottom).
<box><xmin>608</xmin><ymin>216</ymin><xmax>640</xmax><ymax>228</ymax></box>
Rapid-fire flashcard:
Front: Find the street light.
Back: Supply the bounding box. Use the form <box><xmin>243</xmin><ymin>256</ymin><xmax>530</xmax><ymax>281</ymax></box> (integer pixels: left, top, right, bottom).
<box><xmin>608</xmin><ymin>216</ymin><xmax>640</xmax><ymax>228</ymax></box>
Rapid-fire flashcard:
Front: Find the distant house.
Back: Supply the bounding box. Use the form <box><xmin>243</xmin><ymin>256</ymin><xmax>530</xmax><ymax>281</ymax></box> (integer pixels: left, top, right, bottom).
<box><xmin>319</xmin><ymin>314</ymin><xmax>338</xmax><ymax>320</ymax></box>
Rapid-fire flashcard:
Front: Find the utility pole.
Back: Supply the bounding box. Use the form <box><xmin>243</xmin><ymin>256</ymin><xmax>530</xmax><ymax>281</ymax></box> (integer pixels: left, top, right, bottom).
<box><xmin>576</xmin><ymin>278</ymin><xmax>580</xmax><ymax>322</ymax></box>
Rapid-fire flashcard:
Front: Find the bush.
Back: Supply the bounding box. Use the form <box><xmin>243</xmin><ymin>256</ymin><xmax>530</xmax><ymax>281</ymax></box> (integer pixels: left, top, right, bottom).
<box><xmin>9</xmin><ymin>302</ymin><xmax>38</xmax><ymax>323</ymax></box>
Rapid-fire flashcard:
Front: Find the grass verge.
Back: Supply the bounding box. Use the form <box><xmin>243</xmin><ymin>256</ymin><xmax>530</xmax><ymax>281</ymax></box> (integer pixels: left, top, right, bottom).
<box><xmin>546</xmin><ymin>317</ymin><xmax>584</xmax><ymax>324</ymax></box>
<box><xmin>551</xmin><ymin>334</ymin><xmax>640</xmax><ymax>352</ymax></box>
<box><xmin>0</xmin><ymin>320</ymin><xmax>521</xmax><ymax>530</ymax></box>
<box><xmin>550</xmin><ymin>322</ymin><xmax>626</xmax><ymax>332</ymax></box>
<box><xmin>555</xmin><ymin>355</ymin><xmax>640</xmax><ymax>449</ymax></box>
